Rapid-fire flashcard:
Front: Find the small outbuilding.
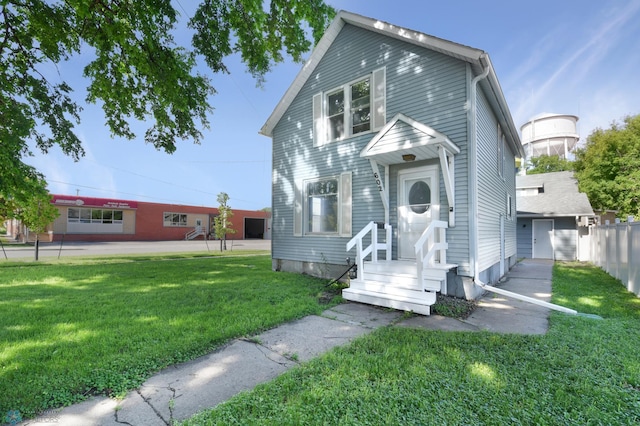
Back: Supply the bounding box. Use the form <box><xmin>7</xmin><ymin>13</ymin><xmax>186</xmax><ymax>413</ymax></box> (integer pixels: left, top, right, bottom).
<box><xmin>516</xmin><ymin>171</ymin><xmax>594</xmax><ymax>260</ymax></box>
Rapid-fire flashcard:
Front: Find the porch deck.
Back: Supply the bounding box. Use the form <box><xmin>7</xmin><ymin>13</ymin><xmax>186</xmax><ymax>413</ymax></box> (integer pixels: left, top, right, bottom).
<box><xmin>344</xmin><ymin>220</ymin><xmax>456</xmax><ymax>316</ymax></box>
<box><xmin>343</xmin><ymin>260</ymin><xmax>456</xmax><ymax>315</ymax></box>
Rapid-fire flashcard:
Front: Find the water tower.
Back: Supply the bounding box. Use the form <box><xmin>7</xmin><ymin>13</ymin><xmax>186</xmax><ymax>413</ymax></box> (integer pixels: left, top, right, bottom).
<box><xmin>520</xmin><ymin>113</ymin><xmax>579</xmax><ymax>160</ymax></box>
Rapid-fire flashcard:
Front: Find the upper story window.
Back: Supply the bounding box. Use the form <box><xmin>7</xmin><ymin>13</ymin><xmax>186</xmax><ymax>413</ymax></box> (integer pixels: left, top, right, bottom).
<box><xmin>313</xmin><ymin>67</ymin><xmax>385</xmax><ymax>147</ymax></box>
<box><xmin>325</xmin><ymin>78</ymin><xmax>371</xmax><ymax>141</ymax></box>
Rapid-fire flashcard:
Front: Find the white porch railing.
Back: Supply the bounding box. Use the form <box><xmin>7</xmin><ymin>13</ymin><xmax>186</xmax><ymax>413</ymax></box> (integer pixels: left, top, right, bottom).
<box><xmin>414</xmin><ymin>220</ymin><xmax>450</xmax><ymax>290</ymax></box>
<box><xmin>346</xmin><ymin>221</ymin><xmax>392</xmax><ymax>280</ymax></box>
<box><xmin>185</xmin><ymin>226</ymin><xmax>205</xmax><ymax>240</ymax></box>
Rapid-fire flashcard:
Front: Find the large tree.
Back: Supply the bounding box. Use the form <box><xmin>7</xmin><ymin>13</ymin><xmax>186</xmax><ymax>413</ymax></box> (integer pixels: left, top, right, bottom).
<box><xmin>1</xmin><ymin>0</ymin><xmax>335</xmax><ymax>207</ymax></box>
<box><xmin>574</xmin><ymin>114</ymin><xmax>640</xmax><ymax>219</ymax></box>
<box><xmin>526</xmin><ymin>154</ymin><xmax>574</xmax><ymax>175</ymax></box>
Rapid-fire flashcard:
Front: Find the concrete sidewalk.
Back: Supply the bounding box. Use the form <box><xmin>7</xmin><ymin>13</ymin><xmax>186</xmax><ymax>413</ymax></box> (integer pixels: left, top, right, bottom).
<box><xmin>18</xmin><ymin>259</ymin><xmax>554</xmax><ymax>426</ymax></box>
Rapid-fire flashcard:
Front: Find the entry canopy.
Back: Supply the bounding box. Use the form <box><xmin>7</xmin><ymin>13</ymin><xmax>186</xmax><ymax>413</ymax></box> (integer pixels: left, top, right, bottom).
<box><xmin>360</xmin><ymin>113</ymin><xmax>460</xmax><ymax>164</ymax></box>
<box><xmin>362</xmin><ymin>113</ymin><xmax>459</xmax><ymax>226</ymax></box>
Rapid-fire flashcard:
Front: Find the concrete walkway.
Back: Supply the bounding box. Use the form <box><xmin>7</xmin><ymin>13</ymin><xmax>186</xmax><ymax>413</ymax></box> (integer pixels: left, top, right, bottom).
<box><xmin>400</xmin><ymin>258</ymin><xmax>554</xmax><ymax>334</ymax></box>
<box><xmin>18</xmin><ymin>259</ymin><xmax>555</xmax><ymax>426</ymax></box>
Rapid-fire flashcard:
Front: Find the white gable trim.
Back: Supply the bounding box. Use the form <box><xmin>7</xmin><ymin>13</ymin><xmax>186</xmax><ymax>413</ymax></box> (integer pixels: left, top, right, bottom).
<box><xmin>260</xmin><ymin>14</ymin><xmax>347</xmax><ymax>137</ymax></box>
<box><xmin>361</xmin><ymin>113</ymin><xmax>460</xmax><ymax>163</ymax></box>
<box><xmin>362</xmin><ymin>113</ymin><xmax>459</xmax><ymax>226</ymax></box>
<box><xmin>260</xmin><ymin>11</ymin><xmax>492</xmax><ymax>138</ymax></box>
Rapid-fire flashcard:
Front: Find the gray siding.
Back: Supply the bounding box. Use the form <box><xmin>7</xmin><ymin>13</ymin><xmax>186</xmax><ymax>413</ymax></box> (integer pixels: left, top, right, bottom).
<box><xmin>517</xmin><ymin>218</ymin><xmax>533</xmax><ymax>259</ymax></box>
<box><xmin>475</xmin><ymin>89</ymin><xmax>518</xmax><ymax>275</ymax></box>
<box><xmin>516</xmin><ymin>216</ymin><xmax>577</xmax><ymax>260</ymax></box>
<box><xmin>554</xmin><ymin>217</ymin><xmax>578</xmax><ymax>261</ymax></box>
<box><xmin>271</xmin><ymin>24</ymin><xmax>470</xmax><ymax>271</ymax></box>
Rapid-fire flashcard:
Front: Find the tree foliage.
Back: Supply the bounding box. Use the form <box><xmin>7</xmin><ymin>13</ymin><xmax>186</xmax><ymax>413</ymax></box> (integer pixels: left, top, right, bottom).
<box><xmin>1</xmin><ymin>0</ymin><xmax>335</xmax><ymax>211</ymax></box>
<box><xmin>527</xmin><ymin>154</ymin><xmax>574</xmax><ymax>175</ymax></box>
<box><xmin>574</xmin><ymin>114</ymin><xmax>640</xmax><ymax>219</ymax></box>
<box><xmin>213</xmin><ymin>191</ymin><xmax>235</xmax><ymax>251</ymax></box>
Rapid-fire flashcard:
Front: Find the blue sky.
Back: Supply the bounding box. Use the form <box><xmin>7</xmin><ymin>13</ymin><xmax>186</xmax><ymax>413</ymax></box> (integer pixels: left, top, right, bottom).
<box><xmin>26</xmin><ymin>0</ymin><xmax>640</xmax><ymax>211</ymax></box>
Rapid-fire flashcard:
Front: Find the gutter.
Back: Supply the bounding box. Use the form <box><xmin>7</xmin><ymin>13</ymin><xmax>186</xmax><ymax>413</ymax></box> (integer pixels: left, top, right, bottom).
<box><xmin>469</xmin><ymin>55</ymin><xmax>490</xmax><ymax>285</ymax></box>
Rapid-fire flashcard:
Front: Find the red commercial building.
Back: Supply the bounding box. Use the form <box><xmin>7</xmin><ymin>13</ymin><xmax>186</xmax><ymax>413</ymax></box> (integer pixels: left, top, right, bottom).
<box><xmin>31</xmin><ymin>194</ymin><xmax>270</xmax><ymax>242</ymax></box>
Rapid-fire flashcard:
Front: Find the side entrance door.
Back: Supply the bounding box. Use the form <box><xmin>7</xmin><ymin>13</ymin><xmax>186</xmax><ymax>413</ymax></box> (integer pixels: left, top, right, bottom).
<box><xmin>398</xmin><ymin>165</ymin><xmax>439</xmax><ymax>260</ymax></box>
<box><xmin>532</xmin><ymin>219</ymin><xmax>554</xmax><ymax>259</ymax></box>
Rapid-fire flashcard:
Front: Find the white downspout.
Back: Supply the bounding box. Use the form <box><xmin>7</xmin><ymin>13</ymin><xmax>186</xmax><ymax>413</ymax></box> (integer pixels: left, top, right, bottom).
<box><xmin>469</xmin><ymin>59</ymin><xmax>582</xmax><ymax>317</ymax></box>
<box><xmin>469</xmin><ymin>56</ymin><xmax>490</xmax><ymax>288</ymax></box>
<box><xmin>474</xmin><ymin>279</ymin><xmax>578</xmax><ymax>315</ymax></box>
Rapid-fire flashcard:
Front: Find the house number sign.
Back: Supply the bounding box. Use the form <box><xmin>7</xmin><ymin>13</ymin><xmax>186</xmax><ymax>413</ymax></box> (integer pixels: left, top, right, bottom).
<box><xmin>373</xmin><ymin>172</ymin><xmax>383</xmax><ymax>192</ymax></box>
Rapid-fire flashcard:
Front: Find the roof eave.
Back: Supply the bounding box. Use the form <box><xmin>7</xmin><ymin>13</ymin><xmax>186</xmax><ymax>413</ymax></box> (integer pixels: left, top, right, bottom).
<box><xmin>517</xmin><ymin>213</ymin><xmax>595</xmax><ymax>218</ymax></box>
<box><xmin>260</xmin><ymin>10</ymin><xmax>495</xmax><ymax>138</ymax></box>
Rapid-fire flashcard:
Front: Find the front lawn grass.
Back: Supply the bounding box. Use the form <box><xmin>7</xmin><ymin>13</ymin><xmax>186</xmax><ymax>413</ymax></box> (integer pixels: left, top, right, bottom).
<box><xmin>0</xmin><ymin>253</ymin><xmax>336</xmax><ymax>418</ymax></box>
<box><xmin>183</xmin><ymin>262</ymin><xmax>640</xmax><ymax>425</ymax></box>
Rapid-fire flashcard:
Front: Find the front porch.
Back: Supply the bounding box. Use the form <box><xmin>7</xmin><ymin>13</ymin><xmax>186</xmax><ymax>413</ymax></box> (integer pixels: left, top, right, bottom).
<box><xmin>343</xmin><ymin>220</ymin><xmax>457</xmax><ymax>315</ymax></box>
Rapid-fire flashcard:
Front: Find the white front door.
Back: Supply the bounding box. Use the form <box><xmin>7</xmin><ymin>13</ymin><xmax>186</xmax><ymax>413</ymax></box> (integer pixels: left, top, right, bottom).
<box><xmin>398</xmin><ymin>166</ymin><xmax>439</xmax><ymax>260</ymax></box>
<box><xmin>533</xmin><ymin>219</ymin><xmax>554</xmax><ymax>259</ymax></box>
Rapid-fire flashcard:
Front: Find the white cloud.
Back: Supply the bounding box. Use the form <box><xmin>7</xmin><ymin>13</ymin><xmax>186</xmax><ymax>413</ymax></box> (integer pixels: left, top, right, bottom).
<box><xmin>508</xmin><ymin>1</ymin><xmax>640</xmax><ymax>134</ymax></box>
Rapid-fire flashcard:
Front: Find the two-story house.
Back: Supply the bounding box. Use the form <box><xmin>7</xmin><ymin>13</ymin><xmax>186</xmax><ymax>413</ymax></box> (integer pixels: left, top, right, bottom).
<box><xmin>260</xmin><ymin>11</ymin><xmax>524</xmax><ymax>314</ymax></box>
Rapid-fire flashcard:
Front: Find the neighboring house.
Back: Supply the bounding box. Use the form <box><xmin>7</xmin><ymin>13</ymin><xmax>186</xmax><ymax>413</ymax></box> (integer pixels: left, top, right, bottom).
<box><xmin>260</xmin><ymin>11</ymin><xmax>524</xmax><ymax>314</ymax></box>
<box><xmin>516</xmin><ymin>171</ymin><xmax>594</xmax><ymax>261</ymax></box>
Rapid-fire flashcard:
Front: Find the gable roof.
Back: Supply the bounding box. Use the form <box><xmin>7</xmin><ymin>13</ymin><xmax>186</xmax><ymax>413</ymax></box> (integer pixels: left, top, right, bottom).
<box><xmin>516</xmin><ymin>171</ymin><xmax>594</xmax><ymax>217</ymax></box>
<box><xmin>260</xmin><ymin>10</ymin><xmax>524</xmax><ymax>157</ymax></box>
<box><xmin>361</xmin><ymin>113</ymin><xmax>460</xmax><ymax>165</ymax></box>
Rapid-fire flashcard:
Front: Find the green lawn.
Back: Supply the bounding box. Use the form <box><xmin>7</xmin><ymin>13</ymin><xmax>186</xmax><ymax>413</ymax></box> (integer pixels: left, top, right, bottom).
<box><xmin>183</xmin><ymin>262</ymin><xmax>640</xmax><ymax>425</ymax></box>
<box><xmin>0</xmin><ymin>253</ymin><xmax>337</xmax><ymax>418</ymax></box>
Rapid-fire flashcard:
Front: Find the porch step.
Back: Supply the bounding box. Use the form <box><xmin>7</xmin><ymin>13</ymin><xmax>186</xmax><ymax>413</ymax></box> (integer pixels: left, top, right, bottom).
<box><xmin>342</xmin><ymin>286</ymin><xmax>435</xmax><ymax>315</ymax></box>
<box><xmin>361</xmin><ymin>260</ymin><xmax>454</xmax><ymax>292</ymax></box>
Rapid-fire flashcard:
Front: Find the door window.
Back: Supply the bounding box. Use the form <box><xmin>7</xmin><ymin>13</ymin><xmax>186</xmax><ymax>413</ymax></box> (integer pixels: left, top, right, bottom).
<box><xmin>408</xmin><ymin>181</ymin><xmax>431</xmax><ymax>214</ymax></box>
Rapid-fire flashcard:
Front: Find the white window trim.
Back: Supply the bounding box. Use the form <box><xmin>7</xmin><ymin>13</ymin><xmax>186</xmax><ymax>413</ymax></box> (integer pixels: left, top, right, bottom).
<box><xmin>68</xmin><ymin>207</ymin><xmax>124</xmax><ymax>225</ymax></box>
<box><xmin>163</xmin><ymin>212</ymin><xmax>188</xmax><ymax>227</ymax></box>
<box><xmin>313</xmin><ymin>67</ymin><xmax>385</xmax><ymax>147</ymax></box>
<box><xmin>293</xmin><ymin>172</ymin><xmax>352</xmax><ymax>237</ymax></box>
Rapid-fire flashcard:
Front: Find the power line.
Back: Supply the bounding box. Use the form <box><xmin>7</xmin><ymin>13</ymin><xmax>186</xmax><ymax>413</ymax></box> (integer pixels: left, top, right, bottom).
<box><xmin>47</xmin><ymin>180</ymin><xmax>198</xmax><ymax>205</ymax></box>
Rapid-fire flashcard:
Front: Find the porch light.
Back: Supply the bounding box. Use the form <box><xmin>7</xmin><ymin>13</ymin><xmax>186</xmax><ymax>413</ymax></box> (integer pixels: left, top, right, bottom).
<box><xmin>402</xmin><ymin>154</ymin><xmax>416</xmax><ymax>162</ymax></box>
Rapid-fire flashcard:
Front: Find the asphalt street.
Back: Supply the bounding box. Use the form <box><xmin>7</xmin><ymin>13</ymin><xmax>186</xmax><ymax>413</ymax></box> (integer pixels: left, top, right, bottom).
<box><xmin>0</xmin><ymin>239</ymin><xmax>271</xmax><ymax>260</ymax></box>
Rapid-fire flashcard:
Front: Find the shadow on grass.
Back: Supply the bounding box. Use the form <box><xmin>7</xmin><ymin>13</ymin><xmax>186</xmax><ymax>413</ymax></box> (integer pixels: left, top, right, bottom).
<box><xmin>553</xmin><ymin>262</ymin><xmax>640</xmax><ymax>319</ymax></box>
<box><xmin>0</xmin><ymin>254</ymin><xmax>338</xmax><ymax>418</ymax></box>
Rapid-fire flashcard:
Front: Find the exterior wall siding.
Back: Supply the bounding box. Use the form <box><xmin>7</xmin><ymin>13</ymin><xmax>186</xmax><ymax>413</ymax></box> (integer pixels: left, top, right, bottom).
<box><xmin>516</xmin><ymin>216</ymin><xmax>577</xmax><ymax>260</ymax></box>
<box><xmin>475</xmin><ymin>89</ymin><xmax>517</xmax><ymax>279</ymax></box>
<box><xmin>271</xmin><ymin>24</ymin><xmax>470</xmax><ymax>274</ymax></box>
<box><xmin>554</xmin><ymin>217</ymin><xmax>578</xmax><ymax>261</ymax></box>
<box><xmin>516</xmin><ymin>218</ymin><xmax>533</xmax><ymax>259</ymax></box>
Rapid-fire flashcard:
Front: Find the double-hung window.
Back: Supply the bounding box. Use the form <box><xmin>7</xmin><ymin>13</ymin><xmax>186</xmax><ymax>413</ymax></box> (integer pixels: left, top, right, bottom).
<box><xmin>313</xmin><ymin>67</ymin><xmax>385</xmax><ymax>146</ymax></box>
<box><xmin>307</xmin><ymin>177</ymin><xmax>340</xmax><ymax>233</ymax></box>
<box><xmin>325</xmin><ymin>78</ymin><xmax>370</xmax><ymax>141</ymax></box>
<box><xmin>293</xmin><ymin>172</ymin><xmax>352</xmax><ymax>237</ymax></box>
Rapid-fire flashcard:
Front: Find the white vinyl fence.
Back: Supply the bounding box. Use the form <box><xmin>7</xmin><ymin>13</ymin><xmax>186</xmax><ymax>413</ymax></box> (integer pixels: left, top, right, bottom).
<box><xmin>586</xmin><ymin>221</ymin><xmax>640</xmax><ymax>297</ymax></box>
